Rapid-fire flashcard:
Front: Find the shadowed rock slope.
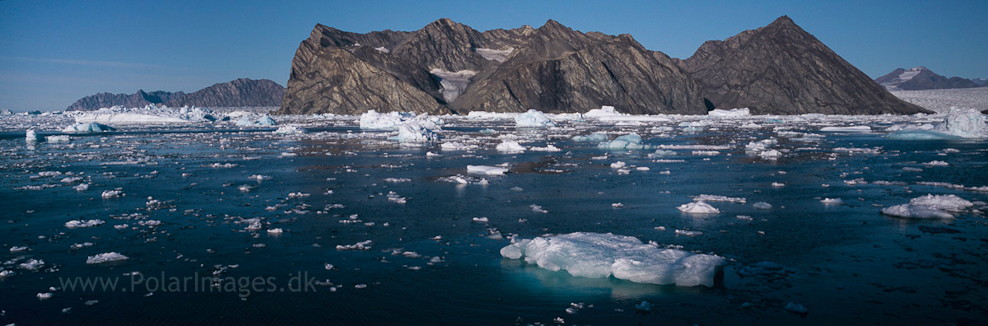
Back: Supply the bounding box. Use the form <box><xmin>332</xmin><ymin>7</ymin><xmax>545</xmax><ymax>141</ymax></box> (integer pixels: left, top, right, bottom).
<box><xmin>683</xmin><ymin>16</ymin><xmax>930</xmax><ymax>115</ymax></box>
<box><xmin>276</xmin><ymin>18</ymin><xmax>706</xmax><ymax>115</ymax></box>
<box><xmin>67</xmin><ymin>78</ymin><xmax>284</xmax><ymax>111</ymax></box>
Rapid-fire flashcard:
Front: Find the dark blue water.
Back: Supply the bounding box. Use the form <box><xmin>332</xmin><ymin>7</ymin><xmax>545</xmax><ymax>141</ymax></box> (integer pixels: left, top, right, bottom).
<box><xmin>1</xmin><ymin>122</ymin><xmax>986</xmax><ymax>325</ymax></box>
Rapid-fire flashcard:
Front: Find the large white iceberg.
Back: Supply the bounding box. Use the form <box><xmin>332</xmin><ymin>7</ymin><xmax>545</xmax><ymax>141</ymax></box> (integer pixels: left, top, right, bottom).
<box><xmin>881</xmin><ymin>194</ymin><xmax>973</xmax><ymax>219</ymax></box>
<box><xmin>886</xmin><ymin>108</ymin><xmax>987</xmax><ymax>139</ymax></box>
<box><xmin>500</xmin><ymin>232</ymin><xmax>725</xmax><ymax>287</ymax></box>
<box><xmin>73</xmin><ymin>105</ymin><xmax>215</xmax><ymax>124</ymax></box>
<box><xmin>515</xmin><ymin>109</ymin><xmax>556</xmax><ymax>128</ymax></box>
<box><xmin>393</xmin><ymin>122</ymin><xmax>438</xmax><ymax>143</ymax></box>
<box><xmin>62</xmin><ymin>122</ymin><xmax>114</xmax><ymax>133</ymax></box>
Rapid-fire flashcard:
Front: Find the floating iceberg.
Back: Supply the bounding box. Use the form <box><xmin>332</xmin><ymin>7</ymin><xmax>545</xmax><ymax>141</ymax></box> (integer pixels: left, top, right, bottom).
<box><xmin>515</xmin><ymin>109</ymin><xmax>556</xmax><ymax>128</ymax></box>
<box><xmin>677</xmin><ymin>201</ymin><xmax>720</xmax><ymax>214</ymax></box>
<box><xmin>886</xmin><ymin>108</ymin><xmax>987</xmax><ymax>139</ymax></box>
<box><xmin>708</xmin><ymin>108</ymin><xmax>750</xmax><ymax>117</ymax></box>
<box><xmin>881</xmin><ymin>194</ymin><xmax>973</xmax><ymax>219</ymax></box>
<box><xmin>73</xmin><ymin>105</ymin><xmax>215</xmax><ymax>124</ymax></box>
<box><xmin>62</xmin><ymin>122</ymin><xmax>114</xmax><ymax>133</ymax></box>
<box><xmin>26</xmin><ymin>129</ymin><xmax>43</xmax><ymax>142</ymax></box>
<box><xmin>237</xmin><ymin>115</ymin><xmax>278</xmax><ymax>126</ymax></box>
<box><xmin>467</xmin><ymin>165</ymin><xmax>509</xmax><ymax>175</ymax></box>
<box><xmin>392</xmin><ymin>121</ymin><xmax>438</xmax><ymax>143</ymax></box>
<box><xmin>500</xmin><ymin>232</ymin><xmax>726</xmax><ymax>286</ymax></box>
<box><xmin>65</xmin><ymin>219</ymin><xmax>105</xmax><ymax>228</ymax></box>
<box><xmin>86</xmin><ymin>252</ymin><xmax>129</xmax><ymax>264</ymax></box>
<box><xmin>359</xmin><ymin>110</ymin><xmax>407</xmax><ymax>130</ymax></box>
<box><xmin>496</xmin><ymin>140</ymin><xmax>526</xmax><ymax>153</ymax></box>
<box><xmin>597</xmin><ymin>133</ymin><xmax>649</xmax><ymax>150</ymax></box>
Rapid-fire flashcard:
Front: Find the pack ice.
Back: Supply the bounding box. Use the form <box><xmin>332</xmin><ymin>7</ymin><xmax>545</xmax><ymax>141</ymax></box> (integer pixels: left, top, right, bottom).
<box><xmin>500</xmin><ymin>232</ymin><xmax>726</xmax><ymax>287</ymax></box>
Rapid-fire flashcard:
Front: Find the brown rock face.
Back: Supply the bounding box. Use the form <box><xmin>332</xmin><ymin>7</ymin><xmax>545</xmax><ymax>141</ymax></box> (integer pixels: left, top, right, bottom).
<box><xmin>683</xmin><ymin>16</ymin><xmax>930</xmax><ymax>115</ymax></box>
<box><xmin>276</xmin><ymin>19</ymin><xmax>706</xmax><ymax>115</ymax></box>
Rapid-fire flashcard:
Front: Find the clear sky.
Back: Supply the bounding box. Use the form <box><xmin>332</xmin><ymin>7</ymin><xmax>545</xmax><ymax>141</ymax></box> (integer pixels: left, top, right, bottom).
<box><xmin>1</xmin><ymin>0</ymin><xmax>986</xmax><ymax>111</ymax></box>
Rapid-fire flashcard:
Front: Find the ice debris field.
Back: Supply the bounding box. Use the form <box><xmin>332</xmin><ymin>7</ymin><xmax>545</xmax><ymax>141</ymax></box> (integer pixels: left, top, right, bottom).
<box><xmin>0</xmin><ymin>103</ymin><xmax>987</xmax><ymax>325</ymax></box>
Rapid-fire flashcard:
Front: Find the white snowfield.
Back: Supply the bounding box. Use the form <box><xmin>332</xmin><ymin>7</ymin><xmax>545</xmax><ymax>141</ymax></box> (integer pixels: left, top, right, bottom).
<box><xmin>475</xmin><ymin>47</ymin><xmax>514</xmax><ymax>62</ymax></box>
<box><xmin>500</xmin><ymin>232</ymin><xmax>726</xmax><ymax>287</ymax></box>
<box><xmin>430</xmin><ymin>69</ymin><xmax>476</xmax><ymax>103</ymax></box>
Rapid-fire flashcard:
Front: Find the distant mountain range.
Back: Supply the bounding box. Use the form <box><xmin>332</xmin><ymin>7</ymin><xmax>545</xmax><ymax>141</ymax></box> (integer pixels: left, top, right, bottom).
<box><xmin>875</xmin><ymin>67</ymin><xmax>985</xmax><ymax>91</ymax></box>
<box><xmin>67</xmin><ymin>78</ymin><xmax>285</xmax><ymax>111</ymax></box>
<box><xmin>276</xmin><ymin>16</ymin><xmax>926</xmax><ymax>115</ymax></box>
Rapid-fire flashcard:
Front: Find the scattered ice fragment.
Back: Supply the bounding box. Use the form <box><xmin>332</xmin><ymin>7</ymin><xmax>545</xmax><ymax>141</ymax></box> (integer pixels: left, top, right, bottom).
<box><xmin>86</xmin><ymin>252</ymin><xmax>129</xmax><ymax>264</ymax></box>
<box><xmin>19</xmin><ymin>259</ymin><xmax>44</xmax><ymax>270</ymax></box>
<box><xmin>693</xmin><ymin>195</ymin><xmax>746</xmax><ymax>204</ymax></box>
<box><xmin>707</xmin><ymin>108</ymin><xmax>750</xmax><ymax>117</ymax></box>
<box><xmin>612</xmin><ymin>203</ymin><xmax>624</xmax><ymax>208</ymax></box>
<box><xmin>675</xmin><ymin>229</ymin><xmax>703</xmax><ymax>236</ymax></box>
<box><xmin>821</xmin><ymin>198</ymin><xmax>844</xmax><ymax>205</ymax></box>
<box><xmin>472</xmin><ymin>217</ymin><xmax>489</xmax><ymax>223</ymax></box>
<box><xmin>46</xmin><ymin>135</ymin><xmax>70</xmax><ymax>143</ymax></box>
<box><xmin>677</xmin><ymin>201</ymin><xmax>720</xmax><ymax>214</ymax></box>
<box><xmin>923</xmin><ymin>161</ymin><xmax>949</xmax><ymax>166</ymax></box>
<box><xmin>65</xmin><ymin>219</ymin><xmax>105</xmax><ymax>228</ymax></box>
<box><xmin>785</xmin><ymin>302</ymin><xmax>808</xmax><ymax>315</ymax></box>
<box><xmin>530</xmin><ymin>204</ymin><xmax>548</xmax><ymax>214</ymax></box>
<box><xmin>101</xmin><ymin>190</ymin><xmax>123</xmax><ymax>198</ymax></box>
<box><xmin>771</xmin><ymin>182</ymin><xmax>785</xmax><ymax>187</ymax></box>
<box><xmin>821</xmin><ymin>126</ymin><xmax>871</xmax><ymax>132</ymax></box>
<box><xmin>267</xmin><ymin>228</ymin><xmax>284</xmax><ymax>235</ymax></box>
<box><xmin>500</xmin><ymin>232</ymin><xmax>726</xmax><ymax>286</ymax></box>
<box><xmin>273</xmin><ymin>125</ymin><xmax>306</xmax><ymax>135</ymax></box>
<box><xmin>336</xmin><ymin>240</ymin><xmax>373</xmax><ymax>250</ymax></box>
<box><xmin>609</xmin><ymin>161</ymin><xmax>626</xmax><ymax>169</ymax></box>
<box><xmin>752</xmin><ymin>202</ymin><xmax>773</xmax><ymax>210</ymax></box>
<box><xmin>10</xmin><ymin>246</ymin><xmax>28</xmax><ymax>253</ymax></box>
<box><xmin>354</xmin><ymin>284</ymin><xmax>367</xmax><ymax>289</ymax></box>
<box><xmin>572</xmin><ymin>132</ymin><xmax>608</xmax><ymax>142</ymax></box>
<box><xmin>37</xmin><ymin>292</ymin><xmax>53</xmax><ymax>300</ymax></box>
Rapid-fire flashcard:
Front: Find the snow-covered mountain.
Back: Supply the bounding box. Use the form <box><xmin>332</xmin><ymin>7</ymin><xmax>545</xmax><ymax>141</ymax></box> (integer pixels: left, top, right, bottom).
<box><xmin>875</xmin><ymin>67</ymin><xmax>981</xmax><ymax>91</ymax></box>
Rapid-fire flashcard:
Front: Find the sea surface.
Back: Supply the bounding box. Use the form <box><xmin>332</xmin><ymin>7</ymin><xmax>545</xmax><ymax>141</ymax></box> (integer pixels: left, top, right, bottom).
<box><xmin>1</xmin><ymin>112</ymin><xmax>986</xmax><ymax>325</ymax></box>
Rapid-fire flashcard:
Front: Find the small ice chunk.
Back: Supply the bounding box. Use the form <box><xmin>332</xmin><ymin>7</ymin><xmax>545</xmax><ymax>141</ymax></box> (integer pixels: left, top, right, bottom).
<box><xmin>693</xmin><ymin>194</ymin><xmax>746</xmax><ymax>204</ymax></box>
<box><xmin>908</xmin><ymin>194</ymin><xmax>973</xmax><ymax>212</ymax></box>
<box><xmin>19</xmin><ymin>259</ymin><xmax>44</xmax><ymax>270</ymax></box>
<box><xmin>37</xmin><ymin>292</ymin><xmax>53</xmax><ymax>300</ymax></box>
<box><xmin>610</xmin><ymin>161</ymin><xmax>626</xmax><ymax>169</ymax></box>
<box><xmin>101</xmin><ymin>190</ymin><xmax>123</xmax><ymax>198</ymax></box>
<box><xmin>707</xmin><ymin>108</ymin><xmax>750</xmax><ymax>117</ymax></box>
<box><xmin>10</xmin><ymin>246</ymin><xmax>29</xmax><ymax>253</ymax></box>
<box><xmin>752</xmin><ymin>202</ymin><xmax>772</xmax><ymax>210</ymax></box>
<box><xmin>273</xmin><ymin>125</ymin><xmax>306</xmax><ymax>135</ymax></box>
<box><xmin>821</xmin><ymin>198</ymin><xmax>844</xmax><ymax>205</ymax></box>
<box><xmin>677</xmin><ymin>201</ymin><xmax>720</xmax><ymax>214</ymax></box>
<box><xmin>785</xmin><ymin>302</ymin><xmax>808</xmax><ymax>314</ymax></box>
<box><xmin>267</xmin><ymin>228</ymin><xmax>284</xmax><ymax>235</ymax></box>
<box><xmin>881</xmin><ymin>204</ymin><xmax>954</xmax><ymax>219</ymax></box>
<box><xmin>336</xmin><ymin>240</ymin><xmax>373</xmax><ymax>250</ymax></box>
<box><xmin>46</xmin><ymin>135</ymin><xmax>70</xmax><ymax>143</ymax></box>
<box><xmin>86</xmin><ymin>252</ymin><xmax>129</xmax><ymax>264</ymax></box>
<box><xmin>472</xmin><ymin>217</ymin><xmax>489</xmax><ymax>223</ymax></box>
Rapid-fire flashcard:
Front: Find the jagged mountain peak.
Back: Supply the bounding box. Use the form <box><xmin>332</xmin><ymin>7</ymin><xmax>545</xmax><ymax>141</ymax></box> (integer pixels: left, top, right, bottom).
<box><xmin>684</xmin><ymin>16</ymin><xmax>927</xmax><ymax>115</ymax></box>
<box><xmin>876</xmin><ymin>66</ymin><xmax>981</xmax><ymax>91</ymax></box>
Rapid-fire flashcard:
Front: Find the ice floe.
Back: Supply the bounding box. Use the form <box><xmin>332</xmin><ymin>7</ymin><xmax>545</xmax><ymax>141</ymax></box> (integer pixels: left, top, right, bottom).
<box><xmin>707</xmin><ymin>108</ymin><xmax>750</xmax><ymax>117</ymax></box>
<box><xmin>886</xmin><ymin>108</ymin><xmax>987</xmax><ymax>139</ymax></box>
<box><xmin>467</xmin><ymin>165</ymin><xmax>509</xmax><ymax>175</ymax></box>
<box><xmin>62</xmin><ymin>122</ymin><xmax>114</xmax><ymax>133</ymax></box>
<box><xmin>597</xmin><ymin>133</ymin><xmax>648</xmax><ymax>150</ymax></box>
<box><xmin>73</xmin><ymin>105</ymin><xmax>215</xmax><ymax>124</ymax></box>
<box><xmin>500</xmin><ymin>232</ymin><xmax>726</xmax><ymax>286</ymax></box>
<box><xmin>86</xmin><ymin>252</ymin><xmax>129</xmax><ymax>264</ymax></box>
<box><xmin>881</xmin><ymin>194</ymin><xmax>973</xmax><ymax>219</ymax></box>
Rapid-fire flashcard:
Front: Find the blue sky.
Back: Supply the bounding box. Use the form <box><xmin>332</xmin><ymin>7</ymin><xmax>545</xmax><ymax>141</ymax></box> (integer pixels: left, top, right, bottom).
<box><xmin>1</xmin><ymin>0</ymin><xmax>986</xmax><ymax>111</ymax></box>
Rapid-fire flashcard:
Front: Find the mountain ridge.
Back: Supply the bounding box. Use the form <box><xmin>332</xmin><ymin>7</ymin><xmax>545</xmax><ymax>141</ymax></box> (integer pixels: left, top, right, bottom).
<box><xmin>875</xmin><ymin>66</ymin><xmax>982</xmax><ymax>91</ymax></box>
<box><xmin>66</xmin><ymin>78</ymin><xmax>285</xmax><ymax>111</ymax></box>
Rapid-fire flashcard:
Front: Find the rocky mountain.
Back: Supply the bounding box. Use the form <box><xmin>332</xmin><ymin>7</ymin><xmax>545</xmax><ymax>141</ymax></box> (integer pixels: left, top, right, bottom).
<box><xmin>875</xmin><ymin>67</ymin><xmax>982</xmax><ymax>91</ymax></box>
<box><xmin>683</xmin><ymin>16</ymin><xmax>928</xmax><ymax>115</ymax></box>
<box><xmin>973</xmin><ymin>78</ymin><xmax>988</xmax><ymax>87</ymax></box>
<box><xmin>67</xmin><ymin>78</ymin><xmax>285</xmax><ymax>111</ymax></box>
<box><xmin>276</xmin><ymin>18</ymin><xmax>706</xmax><ymax>115</ymax></box>
<box><xmin>66</xmin><ymin>90</ymin><xmax>185</xmax><ymax>112</ymax></box>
